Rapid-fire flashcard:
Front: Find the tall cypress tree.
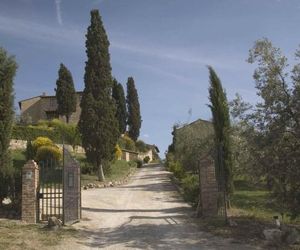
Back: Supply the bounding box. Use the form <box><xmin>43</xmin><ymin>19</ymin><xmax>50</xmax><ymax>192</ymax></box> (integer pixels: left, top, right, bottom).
<box><xmin>208</xmin><ymin>66</ymin><xmax>234</xmax><ymax>206</ymax></box>
<box><xmin>0</xmin><ymin>48</ymin><xmax>17</xmax><ymax>204</ymax></box>
<box><xmin>112</xmin><ymin>78</ymin><xmax>127</xmax><ymax>134</ymax></box>
<box><xmin>78</xmin><ymin>10</ymin><xmax>119</xmax><ymax>181</ymax></box>
<box><xmin>126</xmin><ymin>77</ymin><xmax>141</xmax><ymax>141</ymax></box>
<box><xmin>55</xmin><ymin>63</ymin><xmax>76</xmax><ymax>123</ymax></box>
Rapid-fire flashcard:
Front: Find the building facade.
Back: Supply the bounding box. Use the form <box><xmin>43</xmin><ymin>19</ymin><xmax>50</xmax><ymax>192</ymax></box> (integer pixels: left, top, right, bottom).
<box><xmin>18</xmin><ymin>92</ymin><xmax>82</xmax><ymax>124</ymax></box>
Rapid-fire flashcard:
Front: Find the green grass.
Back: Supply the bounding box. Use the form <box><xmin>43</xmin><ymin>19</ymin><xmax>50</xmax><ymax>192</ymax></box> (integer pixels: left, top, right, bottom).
<box><xmin>80</xmin><ymin>157</ymin><xmax>137</xmax><ymax>186</ymax></box>
<box><xmin>230</xmin><ymin>179</ymin><xmax>300</xmax><ymax>224</ymax></box>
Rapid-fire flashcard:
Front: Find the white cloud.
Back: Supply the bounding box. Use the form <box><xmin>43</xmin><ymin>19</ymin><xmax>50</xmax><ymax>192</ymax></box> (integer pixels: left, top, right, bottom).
<box><xmin>110</xmin><ymin>42</ymin><xmax>247</xmax><ymax>71</ymax></box>
<box><xmin>55</xmin><ymin>0</ymin><xmax>63</xmax><ymax>26</ymax></box>
<box><xmin>143</xmin><ymin>134</ymin><xmax>150</xmax><ymax>138</ymax></box>
<box><xmin>0</xmin><ymin>15</ymin><xmax>83</xmax><ymax>47</ymax></box>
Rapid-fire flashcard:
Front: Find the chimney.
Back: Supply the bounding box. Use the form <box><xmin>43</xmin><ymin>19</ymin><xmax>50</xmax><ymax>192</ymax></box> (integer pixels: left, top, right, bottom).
<box><xmin>42</xmin><ymin>92</ymin><xmax>46</xmax><ymax>96</ymax></box>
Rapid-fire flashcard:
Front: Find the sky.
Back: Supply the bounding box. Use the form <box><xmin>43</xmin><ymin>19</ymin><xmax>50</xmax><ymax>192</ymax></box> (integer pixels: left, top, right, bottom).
<box><xmin>1</xmin><ymin>0</ymin><xmax>300</xmax><ymax>157</ymax></box>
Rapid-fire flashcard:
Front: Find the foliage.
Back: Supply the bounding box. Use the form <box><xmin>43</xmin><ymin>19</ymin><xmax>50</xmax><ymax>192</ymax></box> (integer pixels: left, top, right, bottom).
<box><xmin>12</xmin><ymin>125</ymin><xmax>60</xmax><ymax>142</ymax></box>
<box><xmin>35</xmin><ymin>145</ymin><xmax>62</xmax><ymax>163</ymax></box>
<box><xmin>143</xmin><ymin>156</ymin><xmax>150</xmax><ymax>163</ymax></box>
<box><xmin>181</xmin><ymin>174</ymin><xmax>199</xmax><ymax>206</ymax></box>
<box><xmin>115</xmin><ymin>144</ymin><xmax>122</xmax><ymax>160</ymax></box>
<box><xmin>32</xmin><ymin>136</ymin><xmax>53</xmax><ymax>152</ymax></box>
<box><xmin>78</xmin><ymin>9</ymin><xmax>120</xmax><ymax>181</ymax></box>
<box><xmin>168</xmin><ymin>160</ymin><xmax>185</xmax><ymax>179</ymax></box>
<box><xmin>135</xmin><ymin>159</ymin><xmax>143</xmax><ymax>168</ymax></box>
<box><xmin>55</xmin><ymin>63</ymin><xmax>76</xmax><ymax>123</ymax></box>
<box><xmin>0</xmin><ymin>47</ymin><xmax>17</xmax><ymax>203</ymax></box>
<box><xmin>25</xmin><ymin>140</ymin><xmax>35</xmax><ymax>160</ymax></box>
<box><xmin>174</xmin><ymin>120</ymin><xmax>214</xmax><ymax>173</ymax></box>
<box><xmin>135</xmin><ymin>140</ymin><xmax>150</xmax><ymax>152</ymax></box>
<box><xmin>229</xmin><ymin>38</ymin><xmax>300</xmax><ymax>219</ymax></box>
<box><xmin>118</xmin><ymin>134</ymin><xmax>136</xmax><ymax>151</ymax></box>
<box><xmin>208</xmin><ymin>66</ymin><xmax>234</xmax><ymax>196</ymax></box>
<box><xmin>50</xmin><ymin>119</ymin><xmax>81</xmax><ymax>150</ymax></box>
<box><xmin>126</xmin><ymin>77</ymin><xmax>142</xmax><ymax>141</ymax></box>
<box><xmin>112</xmin><ymin>78</ymin><xmax>127</xmax><ymax>134</ymax></box>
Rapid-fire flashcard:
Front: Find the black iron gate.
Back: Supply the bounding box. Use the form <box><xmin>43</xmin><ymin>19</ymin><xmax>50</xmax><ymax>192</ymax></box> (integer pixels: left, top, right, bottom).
<box><xmin>38</xmin><ymin>159</ymin><xmax>63</xmax><ymax>221</ymax></box>
<box><xmin>38</xmin><ymin>147</ymin><xmax>81</xmax><ymax>224</ymax></box>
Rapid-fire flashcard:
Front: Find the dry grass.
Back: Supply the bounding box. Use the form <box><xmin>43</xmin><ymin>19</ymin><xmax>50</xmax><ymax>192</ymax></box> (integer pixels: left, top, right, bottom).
<box><xmin>0</xmin><ymin>219</ymin><xmax>77</xmax><ymax>250</ymax></box>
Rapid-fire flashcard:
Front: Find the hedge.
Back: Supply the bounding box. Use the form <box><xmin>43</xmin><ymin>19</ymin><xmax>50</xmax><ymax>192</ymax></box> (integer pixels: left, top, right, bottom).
<box><xmin>12</xmin><ymin>125</ymin><xmax>62</xmax><ymax>143</ymax></box>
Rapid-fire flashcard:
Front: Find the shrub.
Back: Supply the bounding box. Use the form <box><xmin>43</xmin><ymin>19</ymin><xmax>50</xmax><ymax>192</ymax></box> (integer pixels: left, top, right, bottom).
<box><xmin>115</xmin><ymin>144</ymin><xmax>122</xmax><ymax>160</ymax></box>
<box><xmin>32</xmin><ymin>136</ymin><xmax>53</xmax><ymax>152</ymax></box>
<box><xmin>25</xmin><ymin>140</ymin><xmax>35</xmax><ymax>160</ymax></box>
<box><xmin>181</xmin><ymin>174</ymin><xmax>199</xmax><ymax>206</ymax></box>
<box><xmin>136</xmin><ymin>140</ymin><xmax>149</xmax><ymax>152</ymax></box>
<box><xmin>118</xmin><ymin>135</ymin><xmax>136</xmax><ymax>151</ymax></box>
<box><xmin>143</xmin><ymin>156</ymin><xmax>150</xmax><ymax>163</ymax></box>
<box><xmin>12</xmin><ymin>125</ymin><xmax>61</xmax><ymax>142</ymax></box>
<box><xmin>35</xmin><ymin>145</ymin><xmax>62</xmax><ymax>163</ymax></box>
<box><xmin>135</xmin><ymin>159</ymin><xmax>143</xmax><ymax>168</ymax></box>
<box><xmin>169</xmin><ymin>161</ymin><xmax>185</xmax><ymax>179</ymax></box>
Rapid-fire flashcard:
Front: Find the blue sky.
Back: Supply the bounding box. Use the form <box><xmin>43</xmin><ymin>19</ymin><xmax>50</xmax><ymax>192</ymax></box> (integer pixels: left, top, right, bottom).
<box><xmin>1</xmin><ymin>0</ymin><xmax>300</xmax><ymax>157</ymax></box>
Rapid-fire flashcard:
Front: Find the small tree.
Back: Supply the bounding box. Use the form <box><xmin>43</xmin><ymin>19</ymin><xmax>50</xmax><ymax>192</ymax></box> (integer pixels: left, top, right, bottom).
<box><xmin>126</xmin><ymin>77</ymin><xmax>142</xmax><ymax>141</ymax></box>
<box><xmin>0</xmin><ymin>48</ymin><xmax>17</xmax><ymax>205</ymax></box>
<box><xmin>55</xmin><ymin>63</ymin><xmax>76</xmax><ymax>123</ymax></box>
<box><xmin>78</xmin><ymin>10</ymin><xmax>119</xmax><ymax>181</ymax></box>
<box><xmin>208</xmin><ymin>66</ymin><xmax>234</xmax><ymax>213</ymax></box>
<box><xmin>112</xmin><ymin>78</ymin><xmax>127</xmax><ymax>134</ymax></box>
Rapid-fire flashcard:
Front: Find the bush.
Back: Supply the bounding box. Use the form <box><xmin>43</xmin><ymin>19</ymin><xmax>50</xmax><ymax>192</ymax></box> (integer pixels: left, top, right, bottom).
<box><xmin>118</xmin><ymin>135</ymin><xmax>136</xmax><ymax>151</ymax></box>
<box><xmin>135</xmin><ymin>159</ymin><xmax>143</xmax><ymax>168</ymax></box>
<box><xmin>136</xmin><ymin>140</ymin><xmax>150</xmax><ymax>153</ymax></box>
<box><xmin>181</xmin><ymin>174</ymin><xmax>199</xmax><ymax>206</ymax></box>
<box><xmin>12</xmin><ymin>125</ymin><xmax>61</xmax><ymax>142</ymax></box>
<box><xmin>143</xmin><ymin>156</ymin><xmax>150</xmax><ymax>163</ymax></box>
<box><xmin>35</xmin><ymin>145</ymin><xmax>62</xmax><ymax>163</ymax></box>
<box><xmin>115</xmin><ymin>144</ymin><xmax>122</xmax><ymax>160</ymax></box>
<box><xmin>32</xmin><ymin>136</ymin><xmax>53</xmax><ymax>152</ymax></box>
<box><xmin>25</xmin><ymin>140</ymin><xmax>35</xmax><ymax>160</ymax></box>
<box><xmin>169</xmin><ymin>161</ymin><xmax>185</xmax><ymax>179</ymax></box>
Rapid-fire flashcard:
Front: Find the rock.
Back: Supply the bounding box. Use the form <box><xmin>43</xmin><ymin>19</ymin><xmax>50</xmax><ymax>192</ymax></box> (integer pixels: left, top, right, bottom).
<box><xmin>83</xmin><ymin>186</ymin><xmax>88</xmax><ymax>190</ymax></box>
<box><xmin>263</xmin><ymin>229</ymin><xmax>283</xmax><ymax>245</ymax></box>
<box><xmin>47</xmin><ymin>216</ymin><xmax>62</xmax><ymax>230</ymax></box>
<box><xmin>228</xmin><ymin>219</ymin><xmax>237</xmax><ymax>227</ymax></box>
<box><xmin>108</xmin><ymin>181</ymin><xmax>113</xmax><ymax>187</ymax></box>
<box><xmin>97</xmin><ymin>184</ymin><xmax>102</xmax><ymax>188</ymax></box>
<box><xmin>88</xmin><ymin>183</ymin><xmax>94</xmax><ymax>188</ymax></box>
<box><xmin>282</xmin><ymin>228</ymin><xmax>300</xmax><ymax>245</ymax></box>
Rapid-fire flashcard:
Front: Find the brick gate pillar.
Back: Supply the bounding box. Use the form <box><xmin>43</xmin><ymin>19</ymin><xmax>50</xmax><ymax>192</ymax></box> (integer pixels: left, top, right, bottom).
<box><xmin>21</xmin><ymin>160</ymin><xmax>39</xmax><ymax>223</ymax></box>
<box><xmin>200</xmin><ymin>158</ymin><xmax>218</xmax><ymax>216</ymax></box>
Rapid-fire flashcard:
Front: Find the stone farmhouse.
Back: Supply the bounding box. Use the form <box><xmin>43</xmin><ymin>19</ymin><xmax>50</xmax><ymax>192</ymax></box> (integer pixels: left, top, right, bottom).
<box><xmin>18</xmin><ymin>92</ymin><xmax>82</xmax><ymax>124</ymax></box>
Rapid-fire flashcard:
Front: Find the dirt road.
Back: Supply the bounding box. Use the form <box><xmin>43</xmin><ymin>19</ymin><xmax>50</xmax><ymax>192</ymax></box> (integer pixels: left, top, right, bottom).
<box><xmin>66</xmin><ymin>164</ymin><xmax>259</xmax><ymax>249</ymax></box>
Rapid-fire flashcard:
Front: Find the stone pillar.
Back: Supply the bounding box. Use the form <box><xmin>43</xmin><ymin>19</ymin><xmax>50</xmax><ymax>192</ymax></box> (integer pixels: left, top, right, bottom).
<box><xmin>22</xmin><ymin>160</ymin><xmax>39</xmax><ymax>223</ymax></box>
<box><xmin>200</xmin><ymin>158</ymin><xmax>218</xmax><ymax>216</ymax></box>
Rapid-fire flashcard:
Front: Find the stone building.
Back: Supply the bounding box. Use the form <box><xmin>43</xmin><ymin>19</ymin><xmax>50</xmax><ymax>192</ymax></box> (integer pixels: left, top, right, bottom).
<box><xmin>18</xmin><ymin>92</ymin><xmax>82</xmax><ymax>124</ymax></box>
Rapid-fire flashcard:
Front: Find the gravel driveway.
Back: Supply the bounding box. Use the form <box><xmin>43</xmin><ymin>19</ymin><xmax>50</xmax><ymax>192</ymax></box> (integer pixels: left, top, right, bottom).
<box><xmin>65</xmin><ymin>164</ymin><xmax>260</xmax><ymax>249</ymax></box>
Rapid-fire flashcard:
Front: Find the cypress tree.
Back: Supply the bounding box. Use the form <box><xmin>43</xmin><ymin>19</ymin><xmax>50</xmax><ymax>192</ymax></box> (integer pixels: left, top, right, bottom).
<box><xmin>78</xmin><ymin>10</ymin><xmax>119</xmax><ymax>181</ymax></box>
<box><xmin>126</xmin><ymin>77</ymin><xmax>141</xmax><ymax>141</ymax></box>
<box><xmin>0</xmin><ymin>48</ymin><xmax>17</xmax><ymax>204</ymax></box>
<box><xmin>208</xmin><ymin>66</ymin><xmax>234</xmax><ymax>207</ymax></box>
<box><xmin>112</xmin><ymin>78</ymin><xmax>127</xmax><ymax>134</ymax></box>
<box><xmin>55</xmin><ymin>63</ymin><xmax>76</xmax><ymax>123</ymax></box>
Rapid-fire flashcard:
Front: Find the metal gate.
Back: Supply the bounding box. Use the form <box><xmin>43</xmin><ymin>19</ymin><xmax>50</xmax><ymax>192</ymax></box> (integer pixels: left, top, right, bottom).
<box><xmin>38</xmin><ymin>147</ymin><xmax>81</xmax><ymax>224</ymax></box>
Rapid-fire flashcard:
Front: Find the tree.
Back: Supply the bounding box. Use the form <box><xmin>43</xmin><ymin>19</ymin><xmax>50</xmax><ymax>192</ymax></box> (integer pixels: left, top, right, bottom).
<box><xmin>112</xmin><ymin>78</ymin><xmax>127</xmax><ymax>134</ymax></box>
<box><xmin>245</xmin><ymin>38</ymin><xmax>300</xmax><ymax>218</ymax></box>
<box><xmin>0</xmin><ymin>48</ymin><xmax>17</xmax><ymax>204</ymax></box>
<box><xmin>55</xmin><ymin>63</ymin><xmax>76</xmax><ymax>123</ymax></box>
<box><xmin>126</xmin><ymin>77</ymin><xmax>141</xmax><ymax>141</ymax></box>
<box><xmin>208</xmin><ymin>66</ymin><xmax>234</xmax><ymax>211</ymax></box>
<box><xmin>78</xmin><ymin>9</ymin><xmax>119</xmax><ymax>181</ymax></box>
